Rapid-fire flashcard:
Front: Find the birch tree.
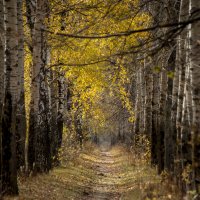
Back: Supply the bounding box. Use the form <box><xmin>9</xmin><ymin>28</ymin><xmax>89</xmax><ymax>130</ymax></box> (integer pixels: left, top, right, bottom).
<box><xmin>151</xmin><ymin>70</ymin><xmax>160</xmax><ymax>165</ymax></box>
<box><xmin>50</xmin><ymin>70</ymin><xmax>59</xmax><ymax>165</ymax></box>
<box><xmin>2</xmin><ymin>0</ymin><xmax>18</xmax><ymax>194</ymax></box>
<box><xmin>56</xmin><ymin>72</ymin><xmax>65</xmax><ymax>159</ymax></box>
<box><xmin>0</xmin><ymin>0</ymin><xmax>5</xmax><ymax>195</ymax></box>
<box><xmin>28</xmin><ymin>0</ymin><xmax>52</xmax><ymax>173</ymax></box>
<box><xmin>16</xmin><ymin>0</ymin><xmax>26</xmax><ymax>170</ymax></box>
<box><xmin>133</xmin><ymin>68</ymin><xmax>140</xmax><ymax>137</ymax></box>
<box><xmin>190</xmin><ymin>0</ymin><xmax>200</xmax><ymax>194</ymax></box>
<box><xmin>172</xmin><ymin>0</ymin><xmax>189</xmax><ymax>189</ymax></box>
<box><xmin>26</xmin><ymin>0</ymin><xmax>36</xmax><ymax>171</ymax></box>
<box><xmin>163</xmin><ymin>0</ymin><xmax>180</xmax><ymax>173</ymax></box>
<box><xmin>144</xmin><ymin>59</ymin><xmax>153</xmax><ymax>137</ymax></box>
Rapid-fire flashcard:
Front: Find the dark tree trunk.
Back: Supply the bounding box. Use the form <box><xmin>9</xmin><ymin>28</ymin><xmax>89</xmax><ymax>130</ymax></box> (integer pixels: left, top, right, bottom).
<box><xmin>27</xmin><ymin>107</ymin><xmax>36</xmax><ymax>171</ymax></box>
<box><xmin>57</xmin><ymin>74</ymin><xmax>64</xmax><ymax>150</ymax></box>
<box><xmin>16</xmin><ymin>0</ymin><xmax>26</xmax><ymax>170</ymax></box>
<box><xmin>50</xmin><ymin>71</ymin><xmax>59</xmax><ymax>166</ymax></box>
<box><xmin>151</xmin><ymin>73</ymin><xmax>159</xmax><ymax>165</ymax></box>
<box><xmin>0</xmin><ymin>0</ymin><xmax>5</xmax><ymax>195</ymax></box>
<box><xmin>164</xmin><ymin>48</ymin><xmax>177</xmax><ymax>172</ymax></box>
<box><xmin>27</xmin><ymin>0</ymin><xmax>52</xmax><ymax>173</ymax></box>
<box><xmin>2</xmin><ymin>0</ymin><xmax>18</xmax><ymax>194</ymax></box>
<box><xmin>2</xmin><ymin>94</ymin><xmax>18</xmax><ymax>195</ymax></box>
<box><xmin>35</xmin><ymin>66</ymin><xmax>51</xmax><ymax>173</ymax></box>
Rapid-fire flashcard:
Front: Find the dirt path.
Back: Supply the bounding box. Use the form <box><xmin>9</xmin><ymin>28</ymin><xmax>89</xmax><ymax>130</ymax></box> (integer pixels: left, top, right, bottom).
<box><xmin>6</xmin><ymin>144</ymin><xmax>181</xmax><ymax>200</ymax></box>
<box><xmin>80</xmin><ymin>146</ymin><xmax>127</xmax><ymax>199</ymax></box>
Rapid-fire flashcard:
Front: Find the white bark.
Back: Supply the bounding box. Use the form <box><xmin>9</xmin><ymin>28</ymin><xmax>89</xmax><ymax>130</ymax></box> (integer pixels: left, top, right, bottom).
<box><xmin>31</xmin><ymin>0</ymin><xmax>44</xmax><ymax>117</ymax></box>
<box><xmin>174</xmin><ymin>0</ymin><xmax>189</xmax><ymax>186</ymax></box>
<box><xmin>28</xmin><ymin>0</ymin><xmax>47</xmax><ymax>171</ymax></box>
<box><xmin>3</xmin><ymin>0</ymin><xmax>18</xmax><ymax>194</ymax></box>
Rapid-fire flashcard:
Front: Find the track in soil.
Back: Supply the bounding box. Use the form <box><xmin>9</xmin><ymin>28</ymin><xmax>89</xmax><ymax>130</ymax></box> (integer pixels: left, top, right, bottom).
<box><xmin>9</xmin><ymin>143</ymin><xmax>181</xmax><ymax>200</ymax></box>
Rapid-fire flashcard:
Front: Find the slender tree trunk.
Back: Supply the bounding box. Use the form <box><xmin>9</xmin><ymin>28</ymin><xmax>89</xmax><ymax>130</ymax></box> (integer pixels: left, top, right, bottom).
<box><xmin>151</xmin><ymin>72</ymin><xmax>160</xmax><ymax>165</ymax></box>
<box><xmin>133</xmin><ymin>68</ymin><xmax>140</xmax><ymax>139</ymax></box>
<box><xmin>165</xmin><ymin>47</ymin><xmax>176</xmax><ymax>172</ymax></box>
<box><xmin>0</xmin><ymin>0</ymin><xmax>5</xmax><ymax>195</ymax></box>
<box><xmin>163</xmin><ymin>0</ymin><xmax>180</xmax><ymax>173</ymax></box>
<box><xmin>2</xmin><ymin>0</ymin><xmax>18</xmax><ymax>194</ymax></box>
<box><xmin>26</xmin><ymin>0</ymin><xmax>36</xmax><ymax>171</ymax></box>
<box><xmin>180</xmin><ymin>49</ymin><xmax>192</xmax><ymax>191</ymax></box>
<box><xmin>35</xmin><ymin>65</ymin><xmax>51</xmax><ymax>172</ymax></box>
<box><xmin>50</xmin><ymin>70</ymin><xmax>65</xmax><ymax>166</ymax></box>
<box><xmin>158</xmin><ymin>66</ymin><xmax>167</xmax><ymax>174</ymax></box>
<box><xmin>57</xmin><ymin>73</ymin><xmax>64</xmax><ymax>152</ymax></box>
<box><xmin>190</xmin><ymin>0</ymin><xmax>200</xmax><ymax>194</ymax></box>
<box><xmin>50</xmin><ymin>70</ymin><xmax>59</xmax><ymax>165</ymax></box>
<box><xmin>175</xmin><ymin>0</ymin><xmax>189</xmax><ymax>188</ymax></box>
<box><xmin>16</xmin><ymin>0</ymin><xmax>26</xmax><ymax>170</ymax></box>
<box><xmin>149</xmin><ymin>1</ymin><xmax>162</xmax><ymax>167</ymax></box>
<box><xmin>28</xmin><ymin>0</ymin><xmax>51</xmax><ymax>173</ymax></box>
<box><xmin>35</xmin><ymin>37</ymin><xmax>52</xmax><ymax>172</ymax></box>
<box><xmin>144</xmin><ymin>60</ymin><xmax>153</xmax><ymax>138</ymax></box>
<box><xmin>171</xmin><ymin>46</ymin><xmax>180</xmax><ymax>177</ymax></box>
<box><xmin>139</xmin><ymin>65</ymin><xmax>145</xmax><ymax>134</ymax></box>
<box><xmin>34</xmin><ymin>5</ymin><xmax>52</xmax><ymax>172</ymax></box>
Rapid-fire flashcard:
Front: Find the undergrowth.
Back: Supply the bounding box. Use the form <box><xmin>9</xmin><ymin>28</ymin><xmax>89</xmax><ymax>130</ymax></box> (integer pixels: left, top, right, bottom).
<box><xmin>4</xmin><ymin>142</ymin><xmax>183</xmax><ymax>200</ymax></box>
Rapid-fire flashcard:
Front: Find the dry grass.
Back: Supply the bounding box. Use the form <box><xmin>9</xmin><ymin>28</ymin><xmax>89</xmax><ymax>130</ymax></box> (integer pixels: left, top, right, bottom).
<box><xmin>4</xmin><ymin>143</ymin><xmax>182</xmax><ymax>200</ymax></box>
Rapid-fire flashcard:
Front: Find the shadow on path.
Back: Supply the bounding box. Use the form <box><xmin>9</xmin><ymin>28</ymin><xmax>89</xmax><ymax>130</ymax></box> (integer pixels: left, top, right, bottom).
<box><xmin>7</xmin><ymin>143</ymin><xmax>182</xmax><ymax>200</ymax></box>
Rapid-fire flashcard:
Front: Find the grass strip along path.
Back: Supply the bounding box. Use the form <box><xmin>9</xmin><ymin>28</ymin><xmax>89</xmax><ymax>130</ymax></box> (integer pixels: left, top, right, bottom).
<box><xmin>5</xmin><ymin>143</ymin><xmax>182</xmax><ymax>200</ymax></box>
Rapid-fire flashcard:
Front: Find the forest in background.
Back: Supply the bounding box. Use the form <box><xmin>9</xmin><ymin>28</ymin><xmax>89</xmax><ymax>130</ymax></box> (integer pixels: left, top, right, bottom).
<box><xmin>0</xmin><ymin>0</ymin><xmax>200</xmax><ymax>199</ymax></box>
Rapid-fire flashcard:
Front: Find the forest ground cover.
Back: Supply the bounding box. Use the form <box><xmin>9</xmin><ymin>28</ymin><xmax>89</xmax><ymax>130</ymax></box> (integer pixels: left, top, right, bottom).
<box><xmin>4</xmin><ymin>143</ymin><xmax>182</xmax><ymax>200</ymax></box>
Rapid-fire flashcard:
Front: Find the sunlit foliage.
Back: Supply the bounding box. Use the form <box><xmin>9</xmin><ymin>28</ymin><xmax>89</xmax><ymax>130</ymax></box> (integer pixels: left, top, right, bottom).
<box><xmin>43</xmin><ymin>0</ymin><xmax>151</xmax><ymax>138</ymax></box>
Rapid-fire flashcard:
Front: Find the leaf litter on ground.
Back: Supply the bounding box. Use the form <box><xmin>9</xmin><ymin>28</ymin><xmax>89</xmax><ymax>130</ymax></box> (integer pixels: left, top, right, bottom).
<box><xmin>4</xmin><ymin>143</ymin><xmax>182</xmax><ymax>200</ymax></box>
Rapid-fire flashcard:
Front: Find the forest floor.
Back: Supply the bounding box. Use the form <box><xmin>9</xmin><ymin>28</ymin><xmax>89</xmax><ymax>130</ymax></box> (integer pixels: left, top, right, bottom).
<box><xmin>4</xmin><ymin>143</ymin><xmax>182</xmax><ymax>200</ymax></box>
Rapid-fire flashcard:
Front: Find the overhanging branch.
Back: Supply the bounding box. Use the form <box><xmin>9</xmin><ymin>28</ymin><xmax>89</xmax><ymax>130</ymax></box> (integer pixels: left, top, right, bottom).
<box><xmin>43</xmin><ymin>15</ymin><xmax>200</xmax><ymax>39</ymax></box>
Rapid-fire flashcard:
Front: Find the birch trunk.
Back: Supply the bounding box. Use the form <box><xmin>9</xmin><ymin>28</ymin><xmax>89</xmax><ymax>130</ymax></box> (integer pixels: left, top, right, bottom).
<box><xmin>35</xmin><ymin>65</ymin><xmax>51</xmax><ymax>172</ymax></box>
<box><xmin>2</xmin><ymin>0</ymin><xmax>18</xmax><ymax>194</ymax></box>
<box><xmin>151</xmin><ymin>72</ymin><xmax>160</xmax><ymax>165</ymax></box>
<box><xmin>28</xmin><ymin>0</ymin><xmax>51</xmax><ymax>172</ymax></box>
<box><xmin>0</xmin><ymin>0</ymin><xmax>5</xmax><ymax>195</ymax></box>
<box><xmin>158</xmin><ymin>67</ymin><xmax>167</xmax><ymax>174</ymax></box>
<box><xmin>50</xmin><ymin>70</ymin><xmax>59</xmax><ymax>165</ymax></box>
<box><xmin>144</xmin><ymin>62</ymin><xmax>153</xmax><ymax>137</ymax></box>
<box><xmin>139</xmin><ymin>65</ymin><xmax>145</xmax><ymax>134</ymax></box>
<box><xmin>165</xmin><ymin>48</ymin><xmax>176</xmax><ymax>172</ymax></box>
<box><xmin>36</xmin><ymin>39</ymin><xmax>52</xmax><ymax>172</ymax></box>
<box><xmin>133</xmin><ymin>68</ymin><xmax>140</xmax><ymax>138</ymax></box>
<box><xmin>174</xmin><ymin>0</ymin><xmax>189</xmax><ymax>187</ymax></box>
<box><xmin>180</xmin><ymin>50</ymin><xmax>192</xmax><ymax>191</ymax></box>
<box><xmin>16</xmin><ymin>0</ymin><xmax>26</xmax><ymax>170</ymax></box>
<box><xmin>26</xmin><ymin>0</ymin><xmax>36</xmax><ymax>171</ymax></box>
<box><xmin>149</xmin><ymin>1</ymin><xmax>162</xmax><ymax>167</ymax></box>
<box><xmin>164</xmin><ymin>0</ymin><xmax>180</xmax><ymax>173</ymax></box>
<box><xmin>57</xmin><ymin>73</ymin><xmax>64</xmax><ymax>152</ymax></box>
<box><xmin>171</xmin><ymin>47</ymin><xmax>180</xmax><ymax>175</ymax></box>
<box><xmin>190</xmin><ymin>0</ymin><xmax>200</xmax><ymax>193</ymax></box>
<box><xmin>32</xmin><ymin>0</ymin><xmax>51</xmax><ymax>172</ymax></box>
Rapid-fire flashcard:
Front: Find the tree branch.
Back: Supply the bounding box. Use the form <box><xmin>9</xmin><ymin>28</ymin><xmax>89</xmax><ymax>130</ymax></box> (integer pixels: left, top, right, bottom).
<box><xmin>43</xmin><ymin>14</ymin><xmax>200</xmax><ymax>39</ymax></box>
